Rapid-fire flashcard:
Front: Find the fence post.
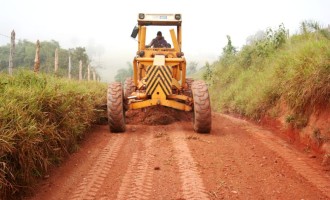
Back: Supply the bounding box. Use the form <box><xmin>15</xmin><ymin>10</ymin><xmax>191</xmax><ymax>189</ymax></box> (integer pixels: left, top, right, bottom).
<box><xmin>54</xmin><ymin>48</ymin><xmax>58</xmax><ymax>75</ymax></box>
<box><xmin>87</xmin><ymin>64</ymin><xmax>90</xmax><ymax>81</ymax></box>
<box><xmin>34</xmin><ymin>40</ymin><xmax>40</xmax><ymax>73</ymax></box>
<box><xmin>92</xmin><ymin>68</ymin><xmax>96</xmax><ymax>81</ymax></box>
<box><xmin>8</xmin><ymin>30</ymin><xmax>15</xmax><ymax>75</ymax></box>
<box><xmin>68</xmin><ymin>53</ymin><xmax>71</xmax><ymax>79</ymax></box>
<box><xmin>79</xmin><ymin>60</ymin><xmax>82</xmax><ymax>81</ymax></box>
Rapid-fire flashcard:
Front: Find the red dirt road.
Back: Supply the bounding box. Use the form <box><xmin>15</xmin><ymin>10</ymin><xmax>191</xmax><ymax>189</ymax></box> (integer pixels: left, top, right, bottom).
<box><xmin>27</xmin><ymin>113</ymin><xmax>330</xmax><ymax>200</ymax></box>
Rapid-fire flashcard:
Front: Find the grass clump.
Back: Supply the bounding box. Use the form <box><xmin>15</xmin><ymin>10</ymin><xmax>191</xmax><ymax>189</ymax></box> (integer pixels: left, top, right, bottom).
<box><xmin>204</xmin><ymin>22</ymin><xmax>330</xmax><ymax>122</ymax></box>
<box><xmin>0</xmin><ymin>70</ymin><xmax>106</xmax><ymax>199</ymax></box>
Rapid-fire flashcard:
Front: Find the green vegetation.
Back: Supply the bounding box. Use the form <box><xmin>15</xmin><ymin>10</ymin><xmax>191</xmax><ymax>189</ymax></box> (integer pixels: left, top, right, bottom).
<box><xmin>0</xmin><ymin>70</ymin><xmax>106</xmax><ymax>199</ymax></box>
<box><xmin>114</xmin><ymin>62</ymin><xmax>133</xmax><ymax>84</ymax></box>
<box><xmin>203</xmin><ymin>21</ymin><xmax>330</xmax><ymax>122</ymax></box>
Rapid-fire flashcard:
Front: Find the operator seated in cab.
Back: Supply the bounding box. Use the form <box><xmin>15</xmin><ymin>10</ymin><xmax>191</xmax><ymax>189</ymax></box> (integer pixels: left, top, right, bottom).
<box><xmin>146</xmin><ymin>31</ymin><xmax>171</xmax><ymax>48</ymax></box>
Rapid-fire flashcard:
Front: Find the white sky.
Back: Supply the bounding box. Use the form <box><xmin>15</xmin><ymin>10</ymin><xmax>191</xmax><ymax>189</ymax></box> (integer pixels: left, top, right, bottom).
<box><xmin>0</xmin><ymin>0</ymin><xmax>329</xmax><ymax>81</ymax></box>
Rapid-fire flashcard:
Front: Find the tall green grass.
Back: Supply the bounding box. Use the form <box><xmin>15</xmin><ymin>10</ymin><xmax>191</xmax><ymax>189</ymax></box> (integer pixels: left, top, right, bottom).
<box><xmin>0</xmin><ymin>70</ymin><xmax>107</xmax><ymax>199</ymax></box>
<box><xmin>207</xmin><ymin>28</ymin><xmax>330</xmax><ymax>122</ymax></box>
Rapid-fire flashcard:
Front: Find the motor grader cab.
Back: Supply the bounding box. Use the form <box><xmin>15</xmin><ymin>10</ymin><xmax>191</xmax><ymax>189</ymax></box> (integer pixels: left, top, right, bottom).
<box><xmin>107</xmin><ymin>13</ymin><xmax>211</xmax><ymax>133</ymax></box>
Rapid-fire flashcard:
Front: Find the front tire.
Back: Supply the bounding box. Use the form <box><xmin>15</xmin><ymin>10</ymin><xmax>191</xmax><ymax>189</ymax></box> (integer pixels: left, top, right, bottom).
<box><xmin>191</xmin><ymin>80</ymin><xmax>212</xmax><ymax>133</ymax></box>
<box><xmin>107</xmin><ymin>82</ymin><xmax>126</xmax><ymax>133</ymax></box>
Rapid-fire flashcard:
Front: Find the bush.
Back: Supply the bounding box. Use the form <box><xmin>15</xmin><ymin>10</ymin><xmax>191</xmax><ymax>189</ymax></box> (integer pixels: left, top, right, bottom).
<box><xmin>208</xmin><ymin>24</ymin><xmax>330</xmax><ymax>122</ymax></box>
<box><xmin>0</xmin><ymin>70</ymin><xmax>107</xmax><ymax>199</ymax></box>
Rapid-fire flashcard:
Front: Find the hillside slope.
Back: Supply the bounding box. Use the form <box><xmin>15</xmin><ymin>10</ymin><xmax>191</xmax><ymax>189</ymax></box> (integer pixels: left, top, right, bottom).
<box><xmin>204</xmin><ymin>24</ymin><xmax>330</xmax><ymax>162</ymax></box>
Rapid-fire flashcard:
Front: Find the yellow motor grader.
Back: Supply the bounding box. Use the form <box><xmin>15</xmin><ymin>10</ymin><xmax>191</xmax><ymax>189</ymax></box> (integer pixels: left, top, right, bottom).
<box><xmin>107</xmin><ymin>13</ymin><xmax>211</xmax><ymax>133</ymax></box>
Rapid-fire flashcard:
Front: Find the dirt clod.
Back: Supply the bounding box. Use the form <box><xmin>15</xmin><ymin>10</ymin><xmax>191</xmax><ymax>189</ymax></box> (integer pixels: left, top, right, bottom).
<box><xmin>154</xmin><ymin>132</ymin><xmax>167</xmax><ymax>138</ymax></box>
<box><xmin>309</xmin><ymin>155</ymin><xmax>316</xmax><ymax>158</ymax></box>
<box><xmin>186</xmin><ymin>135</ymin><xmax>199</xmax><ymax>140</ymax></box>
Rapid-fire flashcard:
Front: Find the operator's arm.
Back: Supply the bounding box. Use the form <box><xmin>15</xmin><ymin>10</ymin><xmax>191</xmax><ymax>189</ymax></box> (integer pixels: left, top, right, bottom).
<box><xmin>162</xmin><ymin>39</ymin><xmax>171</xmax><ymax>48</ymax></box>
<box><xmin>146</xmin><ymin>39</ymin><xmax>155</xmax><ymax>48</ymax></box>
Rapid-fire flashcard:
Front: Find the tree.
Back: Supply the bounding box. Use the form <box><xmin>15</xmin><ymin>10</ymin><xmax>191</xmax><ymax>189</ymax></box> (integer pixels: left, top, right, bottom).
<box><xmin>69</xmin><ymin>47</ymin><xmax>90</xmax><ymax>79</ymax></box>
<box><xmin>114</xmin><ymin>62</ymin><xmax>133</xmax><ymax>83</ymax></box>
<box><xmin>219</xmin><ymin>35</ymin><xmax>237</xmax><ymax>68</ymax></box>
<box><xmin>0</xmin><ymin>44</ymin><xmax>10</xmax><ymax>72</ymax></box>
<box><xmin>202</xmin><ymin>62</ymin><xmax>212</xmax><ymax>81</ymax></box>
<box><xmin>187</xmin><ymin>61</ymin><xmax>198</xmax><ymax>75</ymax></box>
<box><xmin>39</xmin><ymin>40</ymin><xmax>60</xmax><ymax>73</ymax></box>
<box><xmin>222</xmin><ymin>35</ymin><xmax>237</xmax><ymax>56</ymax></box>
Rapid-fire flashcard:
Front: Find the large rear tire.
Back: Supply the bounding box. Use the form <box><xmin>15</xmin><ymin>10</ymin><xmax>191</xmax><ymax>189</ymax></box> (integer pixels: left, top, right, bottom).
<box><xmin>191</xmin><ymin>80</ymin><xmax>211</xmax><ymax>133</ymax></box>
<box><xmin>107</xmin><ymin>82</ymin><xmax>126</xmax><ymax>133</ymax></box>
<box><xmin>124</xmin><ymin>77</ymin><xmax>135</xmax><ymax>110</ymax></box>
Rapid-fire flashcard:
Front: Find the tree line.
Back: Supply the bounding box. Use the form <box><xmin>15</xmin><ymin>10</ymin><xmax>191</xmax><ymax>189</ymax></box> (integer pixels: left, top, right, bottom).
<box><xmin>0</xmin><ymin>39</ymin><xmax>100</xmax><ymax>80</ymax></box>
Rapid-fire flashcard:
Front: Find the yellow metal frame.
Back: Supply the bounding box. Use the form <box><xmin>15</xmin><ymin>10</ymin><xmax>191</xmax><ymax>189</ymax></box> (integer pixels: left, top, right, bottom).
<box><xmin>134</xmin><ymin>57</ymin><xmax>186</xmax><ymax>86</ymax></box>
<box><xmin>129</xmin><ymin>99</ymin><xmax>192</xmax><ymax>111</ymax></box>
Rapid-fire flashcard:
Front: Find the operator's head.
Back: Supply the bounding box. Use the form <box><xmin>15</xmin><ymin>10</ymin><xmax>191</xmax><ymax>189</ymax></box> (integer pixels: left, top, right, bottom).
<box><xmin>157</xmin><ymin>31</ymin><xmax>162</xmax><ymax>40</ymax></box>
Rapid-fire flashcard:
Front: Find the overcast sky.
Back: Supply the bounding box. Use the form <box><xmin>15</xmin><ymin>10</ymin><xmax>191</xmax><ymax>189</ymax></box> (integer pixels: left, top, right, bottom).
<box><xmin>1</xmin><ymin>0</ymin><xmax>329</xmax><ymax>81</ymax></box>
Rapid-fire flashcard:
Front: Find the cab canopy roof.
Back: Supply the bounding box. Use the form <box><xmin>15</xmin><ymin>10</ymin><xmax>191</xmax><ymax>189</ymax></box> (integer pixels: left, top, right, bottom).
<box><xmin>137</xmin><ymin>13</ymin><xmax>182</xmax><ymax>26</ymax></box>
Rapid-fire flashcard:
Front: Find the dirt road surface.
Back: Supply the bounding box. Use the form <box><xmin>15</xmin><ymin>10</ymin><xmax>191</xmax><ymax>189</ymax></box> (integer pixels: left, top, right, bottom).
<box><xmin>27</xmin><ymin>112</ymin><xmax>330</xmax><ymax>200</ymax></box>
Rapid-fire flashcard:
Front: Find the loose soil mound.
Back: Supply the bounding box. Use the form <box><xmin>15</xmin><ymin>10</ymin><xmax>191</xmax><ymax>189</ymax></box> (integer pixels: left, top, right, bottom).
<box><xmin>126</xmin><ymin>106</ymin><xmax>192</xmax><ymax>125</ymax></box>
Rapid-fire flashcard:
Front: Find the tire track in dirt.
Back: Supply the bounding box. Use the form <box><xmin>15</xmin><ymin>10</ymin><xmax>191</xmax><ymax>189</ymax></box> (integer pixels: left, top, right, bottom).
<box><xmin>70</xmin><ymin>135</ymin><xmax>125</xmax><ymax>200</ymax></box>
<box><xmin>116</xmin><ymin>133</ymin><xmax>154</xmax><ymax>200</ymax></box>
<box><xmin>250</xmin><ymin>129</ymin><xmax>330</xmax><ymax>198</ymax></box>
<box><xmin>221</xmin><ymin>114</ymin><xmax>330</xmax><ymax>198</ymax></box>
<box><xmin>171</xmin><ymin>131</ymin><xmax>210</xmax><ymax>200</ymax></box>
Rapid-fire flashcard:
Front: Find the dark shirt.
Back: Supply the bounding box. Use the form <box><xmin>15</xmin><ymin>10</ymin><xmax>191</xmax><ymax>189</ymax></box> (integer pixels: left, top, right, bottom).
<box><xmin>149</xmin><ymin>37</ymin><xmax>170</xmax><ymax>48</ymax></box>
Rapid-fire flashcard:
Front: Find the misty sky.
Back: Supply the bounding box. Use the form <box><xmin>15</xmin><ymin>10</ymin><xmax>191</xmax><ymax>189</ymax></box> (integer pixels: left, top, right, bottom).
<box><xmin>1</xmin><ymin>0</ymin><xmax>329</xmax><ymax>82</ymax></box>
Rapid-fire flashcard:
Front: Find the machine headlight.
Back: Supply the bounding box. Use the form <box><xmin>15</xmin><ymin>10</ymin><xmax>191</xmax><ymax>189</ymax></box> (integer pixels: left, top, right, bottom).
<box><xmin>138</xmin><ymin>50</ymin><xmax>145</xmax><ymax>57</ymax></box>
<box><xmin>139</xmin><ymin>13</ymin><xmax>145</xmax><ymax>19</ymax></box>
<box><xmin>175</xmin><ymin>14</ymin><xmax>181</xmax><ymax>20</ymax></box>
